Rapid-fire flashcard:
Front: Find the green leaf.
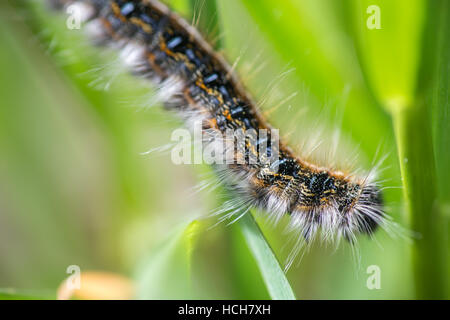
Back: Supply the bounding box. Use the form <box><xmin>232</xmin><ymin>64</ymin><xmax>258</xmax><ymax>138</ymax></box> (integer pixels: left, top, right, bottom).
<box><xmin>431</xmin><ymin>3</ymin><xmax>450</xmax><ymax>295</ymax></box>
<box><xmin>348</xmin><ymin>0</ymin><xmax>449</xmax><ymax>298</ymax></box>
<box><xmin>346</xmin><ymin>0</ymin><xmax>426</xmax><ymax>112</ymax></box>
<box><xmin>239</xmin><ymin>214</ymin><xmax>296</xmax><ymax>300</ymax></box>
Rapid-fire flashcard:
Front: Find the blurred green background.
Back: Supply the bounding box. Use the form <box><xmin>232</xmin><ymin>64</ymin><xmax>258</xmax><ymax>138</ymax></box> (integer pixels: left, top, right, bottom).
<box><xmin>0</xmin><ymin>0</ymin><xmax>448</xmax><ymax>299</ymax></box>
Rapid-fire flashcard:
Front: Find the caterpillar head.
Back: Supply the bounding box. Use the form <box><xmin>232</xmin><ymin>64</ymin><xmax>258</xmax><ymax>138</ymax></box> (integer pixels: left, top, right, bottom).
<box><xmin>334</xmin><ymin>180</ymin><xmax>385</xmax><ymax>241</ymax></box>
<box><xmin>279</xmin><ymin>170</ymin><xmax>386</xmax><ymax>243</ymax></box>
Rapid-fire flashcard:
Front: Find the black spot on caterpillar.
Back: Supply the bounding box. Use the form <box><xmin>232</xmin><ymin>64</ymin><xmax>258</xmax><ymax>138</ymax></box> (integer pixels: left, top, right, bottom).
<box><xmin>44</xmin><ymin>0</ymin><xmax>395</xmax><ymax>267</ymax></box>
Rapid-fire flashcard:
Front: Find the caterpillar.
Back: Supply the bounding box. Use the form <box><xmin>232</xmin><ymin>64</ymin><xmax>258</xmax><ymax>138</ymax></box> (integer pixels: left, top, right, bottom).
<box><xmin>43</xmin><ymin>0</ymin><xmax>391</xmax><ymax>266</ymax></box>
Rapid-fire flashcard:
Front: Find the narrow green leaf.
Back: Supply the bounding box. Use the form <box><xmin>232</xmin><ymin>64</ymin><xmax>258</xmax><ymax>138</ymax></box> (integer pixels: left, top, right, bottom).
<box><xmin>239</xmin><ymin>214</ymin><xmax>296</xmax><ymax>300</ymax></box>
<box><xmin>431</xmin><ymin>2</ymin><xmax>450</xmax><ymax>295</ymax></box>
<box><xmin>346</xmin><ymin>0</ymin><xmax>426</xmax><ymax>112</ymax></box>
<box><xmin>404</xmin><ymin>0</ymin><xmax>449</xmax><ymax>299</ymax></box>
<box><xmin>348</xmin><ymin>0</ymin><xmax>449</xmax><ymax>298</ymax></box>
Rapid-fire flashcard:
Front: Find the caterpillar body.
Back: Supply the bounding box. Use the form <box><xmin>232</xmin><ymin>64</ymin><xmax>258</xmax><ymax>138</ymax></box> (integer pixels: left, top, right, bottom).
<box><xmin>45</xmin><ymin>0</ymin><xmax>390</xmax><ymax>263</ymax></box>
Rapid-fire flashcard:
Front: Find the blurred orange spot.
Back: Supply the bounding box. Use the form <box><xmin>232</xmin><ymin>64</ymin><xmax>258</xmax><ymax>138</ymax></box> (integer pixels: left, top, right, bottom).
<box><xmin>57</xmin><ymin>271</ymin><xmax>134</xmax><ymax>300</ymax></box>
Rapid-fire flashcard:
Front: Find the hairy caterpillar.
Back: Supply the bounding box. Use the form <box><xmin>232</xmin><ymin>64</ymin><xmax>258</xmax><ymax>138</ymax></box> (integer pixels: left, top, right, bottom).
<box><xmin>44</xmin><ymin>0</ymin><xmax>392</xmax><ymax>266</ymax></box>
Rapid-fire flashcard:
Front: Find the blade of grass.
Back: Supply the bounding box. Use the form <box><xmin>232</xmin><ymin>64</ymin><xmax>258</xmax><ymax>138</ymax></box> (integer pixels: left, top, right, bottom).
<box><xmin>348</xmin><ymin>0</ymin><xmax>448</xmax><ymax>298</ymax></box>
<box><xmin>430</xmin><ymin>1</ymin><xmax>450</xmax><ymax>293</ymax></box>
<box><xmin>392</xmin><ymin>106</ymin><xmax>446</xmax><ymax>299</ymax></box>
<box><xmin>239</xmin><ymin>214</ymin><xmax>296</xmax><ymax>300</ymax></box>
<box><xmin>342</xmin><ymin>0</ymin><xmax>448</xmax><ymax>299</ymax></box>
<box><xmin>229</xmin><ymin>223</ymin><xmax>271</xmax><ymax>299</ymax></box>
<box><xmin>394</xmin><ymin>0</ymin><xmax>449</xmax><ymax>299</ymax></box>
